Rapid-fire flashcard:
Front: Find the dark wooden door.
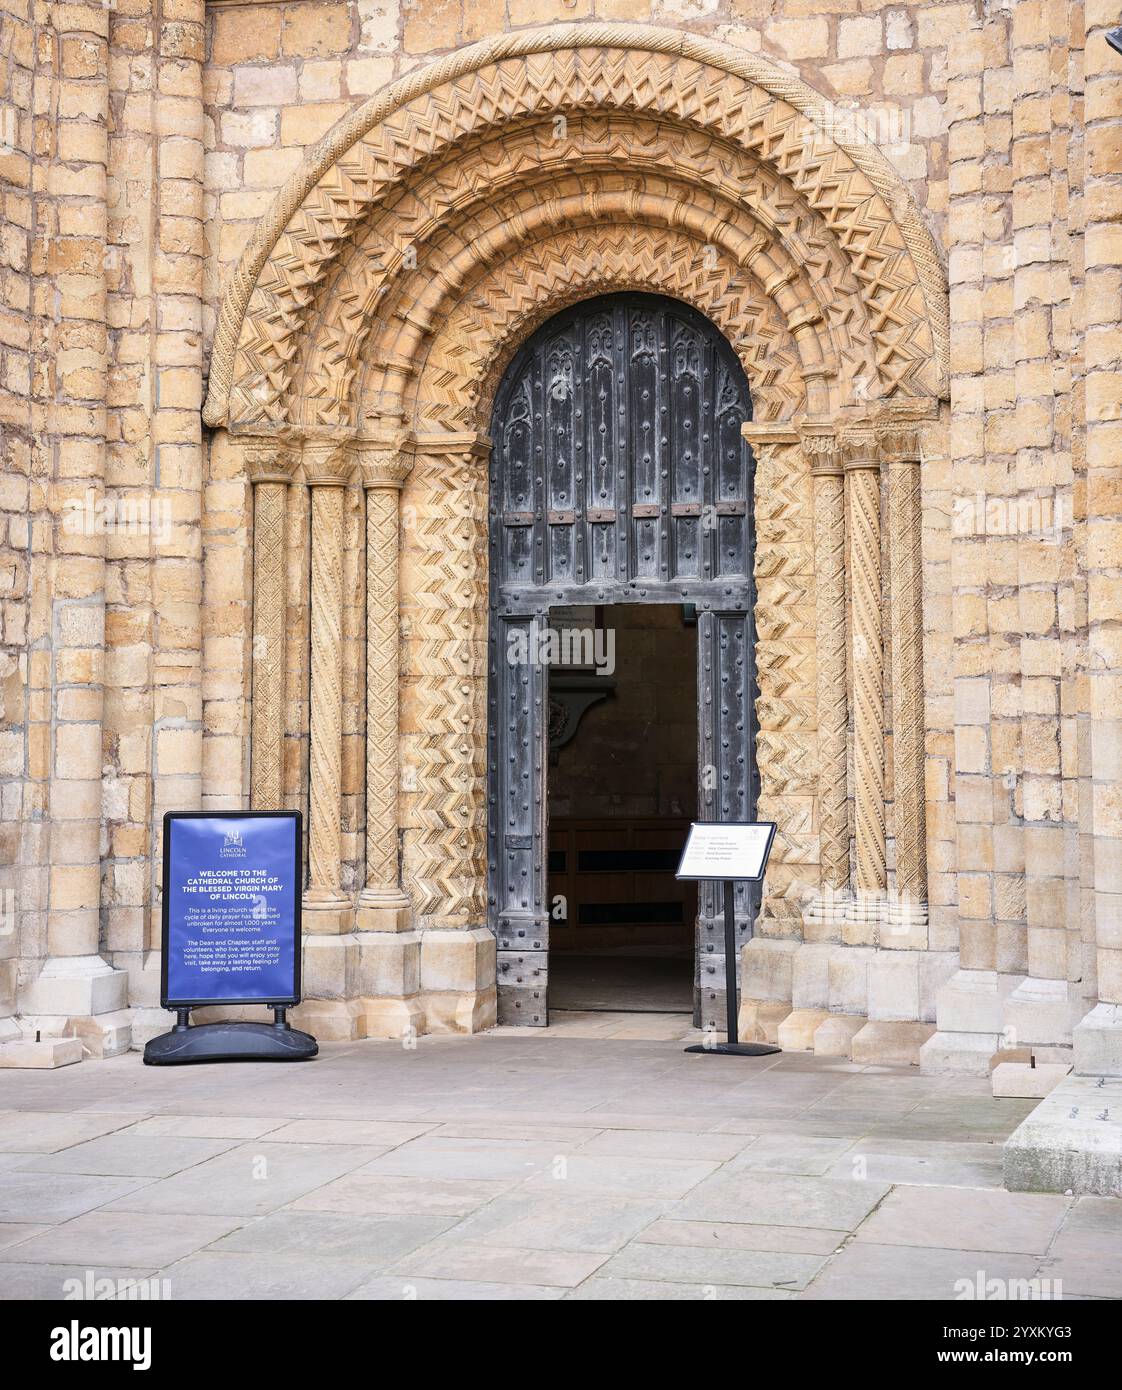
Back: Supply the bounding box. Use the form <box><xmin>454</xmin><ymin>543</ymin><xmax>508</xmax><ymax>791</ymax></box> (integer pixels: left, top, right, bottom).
<box><xmin>487</xmin><ymin>294</ymin><xmax>757</xmax><ymax>1029</ymax></box>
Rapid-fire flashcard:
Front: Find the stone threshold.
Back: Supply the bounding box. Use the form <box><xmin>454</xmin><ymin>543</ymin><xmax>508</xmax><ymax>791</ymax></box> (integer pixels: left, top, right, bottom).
<box><xmin>1004</xmin><ymin>1073</ymin><xmax>1122</xmax><ymax>1197</ymax></box>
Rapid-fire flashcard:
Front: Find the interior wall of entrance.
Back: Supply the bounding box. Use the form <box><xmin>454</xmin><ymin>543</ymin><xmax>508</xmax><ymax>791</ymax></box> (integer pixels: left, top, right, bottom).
<box><xmin>547</xmin><ymin>603</ymin><xmax>698</xmax><ymax>1019</ymax></box>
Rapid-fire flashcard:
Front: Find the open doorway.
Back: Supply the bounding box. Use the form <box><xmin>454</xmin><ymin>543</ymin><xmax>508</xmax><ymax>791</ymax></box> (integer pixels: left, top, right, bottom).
<box><xmin>546</xmin><ymin>603</ymin><xmax>698</xmax><ymax>1016</ymax></box>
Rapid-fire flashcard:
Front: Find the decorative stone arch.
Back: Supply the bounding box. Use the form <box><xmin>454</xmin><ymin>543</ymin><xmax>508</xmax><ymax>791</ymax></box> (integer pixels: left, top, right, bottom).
<box><xmin>209</xmin><ymin>24</ymin><xmax>949</xmax><ymax>1038</ymax></box>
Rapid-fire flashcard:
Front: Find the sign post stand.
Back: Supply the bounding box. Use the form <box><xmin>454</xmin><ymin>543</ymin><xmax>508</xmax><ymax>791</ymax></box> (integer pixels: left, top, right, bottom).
<box><xmin>676</xmin><ymin>821</ymin><xmax>781</xmax><ymax>1058</ymax></box>
<box><xmin>144</xmin><ymin>811</ymin><xmax>317</xmax><ymax>1065</ymax></box>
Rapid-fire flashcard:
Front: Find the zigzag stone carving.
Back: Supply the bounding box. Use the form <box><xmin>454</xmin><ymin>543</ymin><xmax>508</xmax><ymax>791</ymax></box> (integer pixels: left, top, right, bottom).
<box><xmin>206</xmin><ymin>29</ymin><xmax>948</xmax><ymax>430</ymax></box>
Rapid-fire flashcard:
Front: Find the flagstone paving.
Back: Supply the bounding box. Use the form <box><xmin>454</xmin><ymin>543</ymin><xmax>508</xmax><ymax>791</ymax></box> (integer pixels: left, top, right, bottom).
<box><xmin>0</xmin><ymin>1031</ymin><xmax>1118</xmax><ymax>1301</ymax></box>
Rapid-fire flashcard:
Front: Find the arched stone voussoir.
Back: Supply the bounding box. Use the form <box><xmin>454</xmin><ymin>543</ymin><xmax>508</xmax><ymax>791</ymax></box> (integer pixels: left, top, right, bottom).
<box><xmin>297</xmin><ymin>187</ymin><xmax>845</xmax><ymax>430</ymax></box>
<box><xmin>291</xmin><ymin>116</ymin><xmax>875</xmax><ymax>423</ymax></box>
<box><xmin>203</xmin><ymin>23</ymin><xmax>948</xmax><ymax>428</ymax></box>
<box><xmin>371</xmin><ymin>224</ymin><xmax>814</xmax><ymax>433</ymax></box>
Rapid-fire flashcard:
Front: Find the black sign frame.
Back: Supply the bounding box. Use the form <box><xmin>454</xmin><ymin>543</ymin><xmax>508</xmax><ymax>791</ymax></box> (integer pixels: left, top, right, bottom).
<box><xmin>160</xmin><ymin>809</ymin><xmax>303</xmax><ymax>1010</ymax></box>
<box><xmin>674</xmin><ymin>819</ymin><xmax>777</xmax><ymax>882</ymax></box>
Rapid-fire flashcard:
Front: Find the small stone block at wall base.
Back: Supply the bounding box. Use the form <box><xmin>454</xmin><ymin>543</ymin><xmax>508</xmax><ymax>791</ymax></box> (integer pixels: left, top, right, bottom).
<box><xmin>0</xmin><ymin>1037</ymin><xmax>83</xmax><ymax>1068</ymax></box>
<box><xmin>851</xmin><ymin>1020</ymin><xmax>935</xmax><ymax>1066</ymax></box>
<box><xmin>777</xmin><ymin>1008</ymin><xmax>832</xmax><ymax>1051</ymax></box>
<box><xmin>737</xmin><ymin>1000</ymin><xmax>790</xmax><ymax>1045</ymax></box>
<box><xmin>813</xmin><ymin>1014</ymin><xmax>866</xmax><ymax>1058</ymax></box>
<box><xmin>424</xmin><ymin>987</ymin><xmax>497</xmax><ymax>1035</ymax></box>
<box><xmin>991</xmin><ymin>1062</ymin><xmax>1071</xmax><ymax>1099</ymax></box>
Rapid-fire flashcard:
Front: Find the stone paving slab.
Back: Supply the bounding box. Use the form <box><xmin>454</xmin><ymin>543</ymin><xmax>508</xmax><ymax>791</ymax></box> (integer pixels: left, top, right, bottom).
<box><xmin>4</xmin><ymin>1210</ymin><xmax>243</xmax><ymax>1267</ymax></box>
<box><xmin>800</xmin><ymin>1242</ymin><xmax>1045</xmax><ymax>1301</ymax></box>
<box><xmin>678</xmin><ymin>1170</ymin><xmax>892</xmax><ymax>1231</ymax></box>
<box><xmin>210</xmin><ymin>1211</ymin><xmax>454</xmax><ymax>1265</ymax></box>
<box><xmin>599</xmin><ymin>1241</ymin><xmax>826</xmax><ymax>1290</ymax></box>
<box><xmin>854</xmin><ymin>1185</ymin><xmax>1070</xmax><ymax>1254</ymax></box>
<box><xmin>15</xmin><ymin>1133</ymin><xmax>240</xmax><ymax>1178</ymax></box>
<box><xmin>347</xmin><ymin>1276</ymin><xmax>566</xmax><ymax>1300</ymax></box>
<box><xmin>0</xmin><ymin>1036</ymin><xmax>1116</xmax><ymax>1301</ymax></box>
<box><xmin>0</xmin><ymin>1262</ymin><xmax>160</xmax><ymax>1300</ymax></box>
<box><xmin>105</xmin><ymin>1143</ymin><xmax>381</xmax><ymax>1217</ymax></box>
<box><xmin>565</xmin><ymin>1277</ymin><xmax>793</xmax><ymax>1300</ymax></box>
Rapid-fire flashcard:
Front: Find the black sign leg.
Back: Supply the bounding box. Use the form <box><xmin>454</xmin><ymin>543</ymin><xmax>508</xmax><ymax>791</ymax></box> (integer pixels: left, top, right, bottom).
<box><xmin>684</xmin><ymin>879</ymin><xmax>781</xmax><ymax>1058</ymax></box>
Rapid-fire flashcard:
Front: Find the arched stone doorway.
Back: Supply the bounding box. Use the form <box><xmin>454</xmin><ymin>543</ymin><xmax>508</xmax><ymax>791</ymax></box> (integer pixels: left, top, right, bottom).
<box><xmin>487</xmin><ymin>292</ymin><xmax>755</xmax><ymax>1028</ymax></box>
<box><xmin>201</xmin><ymin>24</ymin><xmax>949</xmax><ymax>1045</ymax></box>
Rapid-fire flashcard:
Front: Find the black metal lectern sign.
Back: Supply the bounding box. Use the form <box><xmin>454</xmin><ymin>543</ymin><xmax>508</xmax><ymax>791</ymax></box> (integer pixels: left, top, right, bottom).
<box><xmin>676</xmin><ymin>821</ymin><xmax>779</xmax><ymax>1058</ymax></box>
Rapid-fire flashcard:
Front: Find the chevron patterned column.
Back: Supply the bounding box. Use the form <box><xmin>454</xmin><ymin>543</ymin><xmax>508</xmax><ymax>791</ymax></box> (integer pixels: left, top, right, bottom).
<box><xmin>402</xmin><ymin>432</ymin><xmax>495</xmax><ymax>1035</ymax></box>
<box><xmin>882</xmin><ymin>416</ymin><xmax>931</xmax><ymax>947</ymax></box>
<box><xmin>843</xmin><ymin>428</ymin><xmax>887</xmax><ymax>942</ymax></box>
<box><xmin>242</xmin><ymin>435</ymin><xmax>297</xmax><ymax>812</ymax></box>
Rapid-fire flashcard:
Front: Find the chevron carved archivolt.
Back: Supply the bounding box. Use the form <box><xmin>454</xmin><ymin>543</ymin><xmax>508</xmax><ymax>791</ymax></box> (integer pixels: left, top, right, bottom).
<box><xmin>216</xmin><ymin>30</ymin><xmax>946</xmax><ymax>940</ymax></box>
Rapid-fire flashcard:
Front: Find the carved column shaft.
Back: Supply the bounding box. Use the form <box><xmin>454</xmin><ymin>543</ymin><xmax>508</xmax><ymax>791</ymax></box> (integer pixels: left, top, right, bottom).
<box><xmin>845</xmin><ymin>440</ymin><xmax>887</xmax><ymax>900</ymax></box>
<box><xmin>886</xmin><ymin>439</ymin><xmax>928</xmax><ymax>922</ymax></box>
<box><xmin>302</xmin><ymin>436</ymin><xmax>355</xmax><ymax>918</ymax></box>
<box><xmin>245</xmin><ymin>437</ymin><xmax>296</xmax><ymax>811</ymax></box>
<box><xmin>357</xmin><ymin>437</ymin><xmax>413</xmax><ymax>929</ymax></box>
<box><xmin>808</xmin><ymin>440</ymin><xmax>850</xmax><ymax>895</ymax></box>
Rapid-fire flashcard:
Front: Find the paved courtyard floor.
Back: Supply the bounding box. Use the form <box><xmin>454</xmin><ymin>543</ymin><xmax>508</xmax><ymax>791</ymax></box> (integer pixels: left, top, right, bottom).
<box><xmin>0</xmin><ymin>1025</ymin><xmax>1119</xmax><ymax>1301</ymax></box>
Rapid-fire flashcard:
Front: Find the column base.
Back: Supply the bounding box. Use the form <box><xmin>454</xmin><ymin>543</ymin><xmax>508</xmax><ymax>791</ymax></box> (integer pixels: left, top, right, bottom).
<box><xmin>842</xmin><ymin>892</ymin><xmax>885</xmax><ymax>947</ymax></box>
<box><xmin>1003</xmin><ymin>977</ymin><xmax>1081</xmax><ymax>1050</ymax></box>
<box><xmin>813</xmin><ymin>1014</ymin><xmax>866</xmax><ymax>1058</ymax></box>
<box><xmin>355</xmin><ymin>898</ymin><xmax>411</xmax><ymax>932</ymax></box>
<box><xmin>20</xmin><ymin>955</ymin><xmax>128</xmax><ymax>1018</ymax></box>
<box><xmin>1073</xmin><ymin>1002</ymin><xmax>1122</xmax><ymax>1077</ymax></box>
<box><xmin>302</xmin><ymin>893</ymin><xmax>355</xmax><ymax>935</ymax></box>
<box><xmin>17</xmin><ymin>956</ymin><xmax>131</xmax><ymax>1059</ymax></box>
<box><xmin>850</xmin><ymin>1020</ymin><xmax>935</xmax><ymax>1066</ymax></box>
<box><xmin>736</xmin><ymin>999</ymin><xmax>790</xmax><ymax>1044</ymax></box>
<box><xmin>777</xmin><ymin>1008</ymin><xmax>833</xmax><ymax>1051</ymax></box>
<box><xmin>1004</xmin><ymin>1073</ymin><xmax>1122</xmax><ymax>1195</ymax></box>
<box><xmin>801</xmin><ymin>889</ymin><xmax>849</xmax><ymax>943</ymax></box>
<box><xmin>933</xmin><ymin>967</ymin><xmax>1025</xmax><ymax>1033</ymax></box>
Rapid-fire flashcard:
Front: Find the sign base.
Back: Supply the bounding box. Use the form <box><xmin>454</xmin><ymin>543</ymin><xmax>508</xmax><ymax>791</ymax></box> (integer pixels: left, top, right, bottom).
<box><xmin>143</xmin><ymin>1018</ymin><xmax>318</xmax><ymax>1066</ymax></box>
<box><xmin>684</xmin><ymin>1041</ymin><xmax>782</xmax><ymax>1057</ymax></box>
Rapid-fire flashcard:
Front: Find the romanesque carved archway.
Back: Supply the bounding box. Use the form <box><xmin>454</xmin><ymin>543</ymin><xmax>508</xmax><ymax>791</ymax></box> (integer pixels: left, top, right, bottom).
<box><xmin>205</xmin><ymin>24</ymin><xmax>948</xmax><ymax>1039</ymax></box>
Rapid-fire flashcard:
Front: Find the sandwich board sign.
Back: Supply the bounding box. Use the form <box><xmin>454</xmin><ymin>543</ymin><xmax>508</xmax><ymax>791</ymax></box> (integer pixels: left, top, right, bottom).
<box><xmin>144</xmin><ymin>810</ymin><xmax>316</xmax><ymax>1065</ymax></box>
<box><xmin>676</xmin><ymin>820</ymin><xmax>779</xmax><ymax>1058</ymax></box>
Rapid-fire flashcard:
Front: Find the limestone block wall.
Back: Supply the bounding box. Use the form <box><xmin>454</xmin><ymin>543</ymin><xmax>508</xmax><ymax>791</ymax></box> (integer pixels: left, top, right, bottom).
<box><xmin>0</xmin><ymin>0</ymin><xmax>1119</xmax><ymax>1077</ymax></box>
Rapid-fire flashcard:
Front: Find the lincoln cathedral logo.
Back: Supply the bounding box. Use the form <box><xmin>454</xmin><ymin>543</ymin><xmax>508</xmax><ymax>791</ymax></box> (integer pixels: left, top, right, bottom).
<box><xmin>220</xmin><ymin>828</ymin><xmax>246</xmax><ymax>859</ymax></box>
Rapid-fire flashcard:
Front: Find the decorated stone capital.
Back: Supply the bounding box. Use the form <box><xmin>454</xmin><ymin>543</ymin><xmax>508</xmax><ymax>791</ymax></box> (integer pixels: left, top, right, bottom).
<box><xmin>353</xmin><ymin>432</ymin><xmax>415</xmax><ymax>490</ymax></box>
<box><xmin>234</xmin><ymin>430</ymin><xmax>300</xmax><ymax>485</ymax></box>
<box><xmin>837</xmin><ymin>423</ymin><xmax>881</xmax><ymax>472</ymax></box>
<box><xmin>300</xmin><ymin>428</ymin><xmax>357</xmax><ymax>486</ymax></box>
<box><xmin>798</xmin><ymin>422</ymin><xmax>843</xmax><ymax>476</ymax></box>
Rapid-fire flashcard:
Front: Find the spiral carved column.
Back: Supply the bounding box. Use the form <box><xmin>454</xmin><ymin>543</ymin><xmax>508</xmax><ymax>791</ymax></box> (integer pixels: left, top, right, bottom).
<box><xmin>802</xmin><ymin>424</ymin><xmax>851</xmax><ymax>935</ymax></box>
<box><xmin>844</xmin><ymin>429</ymin><xmax>886</xmax><ymax>938</ymax></box>
<box><xmin>243</xmin><ymin>435</ymin><xmax>297</xmax><ymax>812</ymax></box>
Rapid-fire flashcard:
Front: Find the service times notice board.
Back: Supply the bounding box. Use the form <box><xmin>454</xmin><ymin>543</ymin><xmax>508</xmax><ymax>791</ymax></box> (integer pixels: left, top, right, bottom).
<box><xmin>161</xmin><ymin>811</ymin><xmax>302</xmax><ymax>1009</ymax></box>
